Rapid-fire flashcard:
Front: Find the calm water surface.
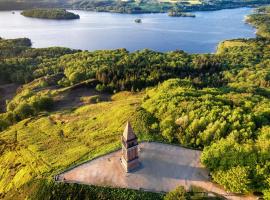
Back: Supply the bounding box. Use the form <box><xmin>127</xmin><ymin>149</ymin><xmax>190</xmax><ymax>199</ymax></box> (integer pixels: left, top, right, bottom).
<box><xmin>0</xmin><ymin>8</ymin><xmax>255</xmax><ymax>53</ymax></box>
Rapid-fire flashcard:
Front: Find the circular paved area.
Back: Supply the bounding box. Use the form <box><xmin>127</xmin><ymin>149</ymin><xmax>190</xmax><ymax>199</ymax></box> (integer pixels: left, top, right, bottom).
<box><xmin>58</xmin><ymin>142</ymin><xmax>256</xmax><ymax>200</ymax></box>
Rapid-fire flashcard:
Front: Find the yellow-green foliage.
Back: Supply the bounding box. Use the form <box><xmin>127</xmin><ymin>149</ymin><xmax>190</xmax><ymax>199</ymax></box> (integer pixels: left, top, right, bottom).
<box><xmin>0</xmin><ymin>91</ymin><xmax>143</xmax><ymax>199</ymax></box>
<box><xmin>80</xmin><ymin>95</ymin><xmax>100</xmax><ymax>104</ymax></box>
<box><xmin>216</xmin><ymin>40</ymin><xmax>249</xmax><ymax>54</ymax></box>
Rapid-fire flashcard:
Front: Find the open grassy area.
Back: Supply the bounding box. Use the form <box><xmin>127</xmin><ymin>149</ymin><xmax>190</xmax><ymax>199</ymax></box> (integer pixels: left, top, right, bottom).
<box><xmin>216</xmin><ymin>39</ymin><xmax>250</xmax><ymax>54</ymax></box>
<box><xmin>0</xmin><ymin>91</ymin><xmax>147</xmax><ymax>199</ymax></box>
<box><xmin>158</xmin><ymin>0</ymin><xmax>201</xmax><ymax>4</ymax></box>
<box><xmin>156</xmin><ymin>0</ymin><xmax>201</xmax><ymax>4</ymax></box>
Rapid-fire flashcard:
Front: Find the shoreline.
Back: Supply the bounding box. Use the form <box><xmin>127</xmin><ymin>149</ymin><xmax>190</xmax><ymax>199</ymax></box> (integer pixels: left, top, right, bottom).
<box><xmin>0</xmin><ymin>7</ymin><xmax>257</xmax><ymax>54</ymax></box>
<box><xmin>0</xmin><ymin>3</ymin><xmax>267</xmax><ymax>14</ymax></box>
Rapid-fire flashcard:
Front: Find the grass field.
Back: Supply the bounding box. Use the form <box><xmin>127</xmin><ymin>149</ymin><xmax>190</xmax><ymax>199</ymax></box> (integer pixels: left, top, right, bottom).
<box><xmin>0</xmin><ymin>91</ymin><xmax>147</xmax><ymax>199</ymax></box>
<box><xmin>158</xmin><ymin>0</ymin><xmax>202</xmax><ymax>4</ymax></box>
<box><xmin>216</xmin><ymin>39</ymin><xmax>250</xmax><ymax>54</ymax></box>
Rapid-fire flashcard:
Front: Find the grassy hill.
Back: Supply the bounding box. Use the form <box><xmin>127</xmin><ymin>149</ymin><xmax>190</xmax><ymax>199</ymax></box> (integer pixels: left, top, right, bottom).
<box><xmin>0</xmin><ymin>90</ymin><xmax>158</xmax><ymax>199</ymax></box>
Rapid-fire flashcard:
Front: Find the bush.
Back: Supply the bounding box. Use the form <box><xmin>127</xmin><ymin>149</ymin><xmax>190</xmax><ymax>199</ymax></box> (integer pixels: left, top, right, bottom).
<box><xmin>89</xmin><ymin>95</ymin><xmax>100</xmax><ymax>103</ymax></box>
<box><xmin>211</xmin><ymin>166</ymin><xmax>250</xmax><ymax>193</ymax></box>
<box><xmin>30</xmin><ymin>179</ymin><xmax>164</xmax><ymax>200</ymax></box>
<box><xmin>14</xmin><ymin>103</ymin><xmax>34</xmax><ymax>119</ymax></box>
<box><xmin>31</xmin><ymin>96</ymin><xmax>54</xmax><ymax>112</ymax></box>
<box><xmin>2</xmin><ymin>93</ymin><xmax>54</xmax><ymax>130</ymax></box>
<box><xmin>264</xmin><ymin>190</ymin><xmax>270</xmax><ymax>200</ymax></box>
<box><xmin>95</xmin><ymin>84</ymin><xmax>107</xmax><ymax>92</ymax></box>
<box><xmin>164</xmin><ymin>186</ymin><xmax>189</xmax><ymax>200</ymax></box>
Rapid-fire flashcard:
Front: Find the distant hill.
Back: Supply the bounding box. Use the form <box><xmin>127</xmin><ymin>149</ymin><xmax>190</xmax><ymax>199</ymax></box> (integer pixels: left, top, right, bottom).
<box><xmin>1</xmin><ymin>0</ymin><xmax>270</xmax><ymax>12</ymax></box>
<box><xmin>0</xmin><ymin>0</ymin><xmax>74</xmax><ymax>10</ymax></box>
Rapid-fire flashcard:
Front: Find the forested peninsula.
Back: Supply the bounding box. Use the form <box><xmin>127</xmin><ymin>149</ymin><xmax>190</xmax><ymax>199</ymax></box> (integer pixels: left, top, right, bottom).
<box><xmin>1</xmin><ymin>5</ymin><xmax>270</xmax><ymax>200</ymax></box>
<box><xmin>21</xmin><ymin>9</ymin><xmax>80</xmax><ymax>20</ymax></box>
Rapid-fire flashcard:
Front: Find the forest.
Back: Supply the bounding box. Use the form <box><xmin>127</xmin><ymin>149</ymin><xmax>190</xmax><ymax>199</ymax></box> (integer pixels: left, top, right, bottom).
<box><xmin>0</xmin><ymin>5</ymin><xmax>270</xmax><ymax>200</ymax></box>
<box><xmin>71</xmin><ymin>0</ymin><xmax>270</xmax><ymax>14</ymax></box>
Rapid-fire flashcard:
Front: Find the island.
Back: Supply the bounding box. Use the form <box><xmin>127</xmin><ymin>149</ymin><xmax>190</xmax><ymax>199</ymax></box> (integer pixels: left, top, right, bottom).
<box><xmin>21</xmin><ymin>9</ymin><xmax>80</xmax><ymax>20</ymax></box>
<box><xmin>135</xmin><ymin>18</ymin><xmax>142</xmax><ymax>23</ymax></box>
<box><xmin>168</xmin><ymin>10</ymin><xmax>196</xmax><ymax>17</ymax></box>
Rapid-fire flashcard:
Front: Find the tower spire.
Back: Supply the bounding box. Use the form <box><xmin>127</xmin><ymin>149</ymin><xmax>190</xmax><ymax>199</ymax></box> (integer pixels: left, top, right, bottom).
<box><xmin>123</xmin><ymin>121</ymin><xmax>136</xmax><ymax>141</ymax></box>
<box><xmin>121</xmin><ymin>121</ymin><xmax>139</xmax><ymax>172</ymax></box>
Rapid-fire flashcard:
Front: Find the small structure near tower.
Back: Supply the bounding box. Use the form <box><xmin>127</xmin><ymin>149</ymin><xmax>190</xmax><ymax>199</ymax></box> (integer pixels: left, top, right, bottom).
<box><xmin>121</xmin><ymin>121</ymin><xmax>140</xmax><ymax>172</ymax></box>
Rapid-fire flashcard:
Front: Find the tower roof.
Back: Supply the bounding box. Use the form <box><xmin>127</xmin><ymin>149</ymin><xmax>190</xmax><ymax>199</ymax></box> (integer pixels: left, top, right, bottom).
<box><xmin>123</xmin><ymin>121</ymin><xmax>136</xmax><ymax>141</ymax></box>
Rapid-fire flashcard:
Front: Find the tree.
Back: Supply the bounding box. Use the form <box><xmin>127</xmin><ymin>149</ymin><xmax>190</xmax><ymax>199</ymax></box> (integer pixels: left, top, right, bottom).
<box><xmin>160</xmin><ymin>116</ymin><xmax>176</xmax><ymax>142</ymax></box>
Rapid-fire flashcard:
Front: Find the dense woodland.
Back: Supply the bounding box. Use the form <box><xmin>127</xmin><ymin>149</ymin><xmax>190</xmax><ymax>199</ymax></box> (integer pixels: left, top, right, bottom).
<box><xmin>21</xmin><ymin>9</ymin><xmax>80</xmax><ymax>19</ymax></box>
<box><xmin>1</xmin><ymin>5</ymin><xmax>270</xmax><ymax>200</ymax></box>
<box><xmin>71</xmin><ymin>0</ymin><xmax>270</xmax><ymax>14</ymax></box>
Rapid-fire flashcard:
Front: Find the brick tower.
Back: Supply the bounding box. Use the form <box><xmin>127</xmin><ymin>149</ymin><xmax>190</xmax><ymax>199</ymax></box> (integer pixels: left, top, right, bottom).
<box><xmin>121</xmin><ymin>121</ymin><xmax>139</xmax><ymax>172</ymax></box>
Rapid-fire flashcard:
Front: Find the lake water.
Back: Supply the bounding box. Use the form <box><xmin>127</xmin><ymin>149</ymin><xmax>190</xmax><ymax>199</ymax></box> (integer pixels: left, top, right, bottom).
<box><xmin>0</xmin><ymin>8</ymin><xmax>255</xmax><ymax>53</ymax></box>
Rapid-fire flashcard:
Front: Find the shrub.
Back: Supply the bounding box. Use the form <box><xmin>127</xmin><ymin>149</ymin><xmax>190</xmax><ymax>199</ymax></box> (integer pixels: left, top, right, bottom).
<box><xmin>164</xmin><ymin>186</ymin><xmax>189</xmax><ymax>200</ymax></box>
<box><xmin>30</xmin><ymin>179</ymin><xmax>164</xmax><ymax>200</ymax></box>
<box><xmin>14</xmin><ymin>103</ymin><xmax>34</xmax><ymax>119</ymax></box>
<box><xmin>31</xmin><ymin>96</ymin><xmax>54</xmax><ymax>112</ymax></box>
<box><xmin>211</xmin><ymin>166</ymin><xmax>250</xmax><ymax>193</ymax></box>
<box><xmin>95</xmin><ymin>84</ymin><xmax>106</xmax><ymax>92</ymax></box>
<box><xmin>264</xmin><ymin>190</ymin><xmax>270</xmax><ymax>200</ymax></box>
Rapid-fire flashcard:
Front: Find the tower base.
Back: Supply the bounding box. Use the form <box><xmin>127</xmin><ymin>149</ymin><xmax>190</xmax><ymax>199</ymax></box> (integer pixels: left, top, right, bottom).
<box><xmin>121</xmin><ymin>157</ymin><xmax>140</xmax><ymax>173</ymax></box>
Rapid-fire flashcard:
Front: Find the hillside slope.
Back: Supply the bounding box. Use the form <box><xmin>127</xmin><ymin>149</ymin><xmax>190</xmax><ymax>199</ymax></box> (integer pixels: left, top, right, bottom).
<box><xmin>0</xmin><ymin>91</ymin><xmax>153</xmax><ymax>199</ymax></box>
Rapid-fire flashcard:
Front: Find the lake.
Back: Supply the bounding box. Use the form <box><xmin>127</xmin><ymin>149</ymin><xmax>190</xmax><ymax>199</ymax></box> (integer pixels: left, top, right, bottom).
<box><xmin>0</xmin><ymin>8</ymin><xmax>255</xmax><ymax>53</ymax></box>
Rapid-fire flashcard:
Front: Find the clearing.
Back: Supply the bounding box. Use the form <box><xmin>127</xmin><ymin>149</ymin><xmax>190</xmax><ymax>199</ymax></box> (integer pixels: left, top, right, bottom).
<box><xmin>58</xmin><ymin>142</ymin><xmax>256</xmax><ymax>200</ymax></box>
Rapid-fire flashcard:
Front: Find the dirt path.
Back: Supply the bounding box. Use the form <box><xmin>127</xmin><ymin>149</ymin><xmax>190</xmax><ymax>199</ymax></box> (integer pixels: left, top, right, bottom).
<box><xmin>53</xmin><ymin>87</ymin><xmax>111</xmax><ymax>110</ymax></box>
<box><xmin>58</xmin><ymin>142</ymin><xmax>256</xmax><ymax>200</ymax></box>
<box><xmin>0</xmin><ymin>83</ymin><xmax>19</xmax><ymax>113</ymax></box>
